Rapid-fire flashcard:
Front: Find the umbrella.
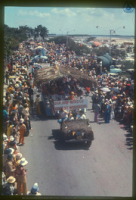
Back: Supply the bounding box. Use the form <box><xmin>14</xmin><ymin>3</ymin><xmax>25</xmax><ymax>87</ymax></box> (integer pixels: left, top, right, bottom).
<box><xmin>110</xmin><ymin>87</ymin><xmax>120</xmax><ymax>93</ymax></box>
<box><xmin>101</xmin><ymin>87</ymin><xmax>110</xmax><ymax>92</ymax></box>
<box><xmin>34</xmin><ymin>46</ymin><xmax>43</xmax><ymax>49</ymax></box>
<box><xmin>92</xmin><ymin>41</ymin><xmax>101</xmax><ymax>47</ymax></box>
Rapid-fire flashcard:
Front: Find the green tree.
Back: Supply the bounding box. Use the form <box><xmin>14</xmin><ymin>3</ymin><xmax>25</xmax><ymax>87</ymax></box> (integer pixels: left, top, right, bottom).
<box><xmin>92</xmin><ymin>47</ymin><xmax>109</xmax><ymax>56</ymax></box>
<box><xmin>34</xmin><ymin>25</ymin><xmax>48</xmax><ymax>40</ymax></box>
<box><xmin>4</xmin><ymin>24</ymin><xmax>27</xmax><ymax>60</ymax></box>
<box><xmin>85</xmin><ymin>36</ymin><xmax>96</xmax><ymax>42</ymax></box>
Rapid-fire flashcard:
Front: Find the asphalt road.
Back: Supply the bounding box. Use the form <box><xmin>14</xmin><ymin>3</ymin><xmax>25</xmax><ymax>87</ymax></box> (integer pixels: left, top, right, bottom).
<box><xmin>19</xmin><ymin>90</ymin><xmax>133</xmax><ymax>197</ymax></box>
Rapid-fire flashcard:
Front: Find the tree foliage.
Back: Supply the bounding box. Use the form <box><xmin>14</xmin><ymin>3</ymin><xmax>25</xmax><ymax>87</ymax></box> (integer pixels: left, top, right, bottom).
<box><xmin>34</xmin><ymin>25</ymin><xmax>48</xmax><ymax>40</ymax></box>
<box><xmin>4</xmin><ymin>24</ymin><xmax>49</xmax><ymax>60</ymax></box>
<box><xmin>91</xmin><ymin>47</ymin><xmax>109</xmax><ymax>56</ymax></box>
<box><xmin>85</xmin><ymin>36</ymin><xmax>96</xmax><ymax>42</ymax></box>
<box><xmin>48</xmin><ymin>36</ymin><xmax>91</xmax><ymax>55</ymax></box>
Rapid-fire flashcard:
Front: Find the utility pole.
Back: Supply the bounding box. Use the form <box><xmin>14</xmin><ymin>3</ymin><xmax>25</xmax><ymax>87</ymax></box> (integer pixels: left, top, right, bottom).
<box><xmin>66</xmin><ymin>31</ymin><xmax>68</xmax><ymax>50</ymax></box>
<box><xmin>109</xmin><ymin>30</ymin><xmax>115</xmax><ymax>56</ymax></box>
<box><xmin>96</xmin><ymin>26</ymin><xmax>125</xmax><ymax>56</ymax></box>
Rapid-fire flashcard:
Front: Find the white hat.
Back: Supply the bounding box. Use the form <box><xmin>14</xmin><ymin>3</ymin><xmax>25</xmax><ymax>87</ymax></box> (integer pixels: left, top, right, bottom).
<box><xmin>19</xmin><ymin>158</ymin><xmax>28</xmax><ymax>166</ymax></box>
<box><xmin>3</xmin><ymin>133</ymin><xmax>8</xmax><ymax>141</ymax></box>
<box><xmin>2</xmin><ymin>172</ymin><xmax>6</xmax><ymax>178</ymax></box>
<box><xmin>20</xmin><ymin>118</ymin><xmax>24</xmax><ymax>123</ymax></box>
<box><xmin>31</xmin><ymin>183</ymin><xmax>39</xmax><ymax>194</ymax></box>
<box><xmin>10</xmin><ymin>136</ymin><xmax>15</xmax><ymax>141</ymax></box>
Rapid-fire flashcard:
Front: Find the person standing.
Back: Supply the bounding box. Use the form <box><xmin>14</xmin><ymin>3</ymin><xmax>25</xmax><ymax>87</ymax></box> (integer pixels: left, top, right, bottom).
<box><xmin>94</xmin><ymin>102</ymin><xmax>100</xmax><ymax>122</ymax></box>
<box><xmin>5</xmin><ymin>70</ymin><xmax>9</xmax><ymax>85</ymax></box>
<box><xmin>105</xmin><ymin>101</ymin><xmax>111</xmax><ymax>123</ymax></box>
<box><xmin>5</xmin><ymin>153</ymin><xmax>16</xmax><ymax>177</ymax></box>
<box><xmin>28</xmin><ymin>86</ymin><xmax>33</xmax><ymax>107</ymax></box>
<box><xmin>15</xmin><ymin>158</ymin><xmax>28</xmax><ymax>195</ymax></box>
<box><xmin>3</xmin><ymin>106</ymin><xmax>9</xmax><ymax>133</ymax></box>
<box><xmin>35</xmin><ymin>95</ymin><xmax>41</xmax><ymax>116</ymax></box>
<box><xmin>22</xmin><ymin>103</ymin><xmax>30</xmax><ymax>133</ymax></box>
<box><xmin>18</xmin><ymin>119</ymin><xmax>26</xmax><ymax>145</ymax></box>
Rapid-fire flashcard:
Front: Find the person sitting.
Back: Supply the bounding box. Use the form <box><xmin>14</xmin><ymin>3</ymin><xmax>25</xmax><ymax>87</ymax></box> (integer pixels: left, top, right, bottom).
<box><xmin>79</xmin><ymin>110</ymin><xmax>86</xmax><ymax>119</ymax></box>
<box><xmin>27</xmin><ymin>183</ymin><xmax>41</xmax><ymax>195</ymax></box>
<box><xmin>2</xmin><ymin>176</ymin><xmax>17</xmax><ymax>195</ymax></box>
<box><xmin>58</xmin><ymin>108</ymin><xmax>68</xmax><ymax>129</ymax></box>
<box><xmin>69</xmin><ymin>91</ymin><xmax>75</xmax><ymax>100</ymax></box>
<box><xmin>68</xmin><ymin>113</ymin><xmax>74</xmax><ymax>120</ymax></box>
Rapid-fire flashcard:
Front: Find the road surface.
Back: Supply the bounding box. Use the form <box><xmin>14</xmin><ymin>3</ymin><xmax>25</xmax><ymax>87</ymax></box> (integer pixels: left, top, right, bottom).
<box><xmin>19</xmin><ymin>90</ymin><xmax>133</xmax><ymax>197</ymax></box>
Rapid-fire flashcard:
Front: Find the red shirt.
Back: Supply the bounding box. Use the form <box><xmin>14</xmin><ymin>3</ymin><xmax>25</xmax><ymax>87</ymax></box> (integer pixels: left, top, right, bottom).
<box><xmin>86</xmin><ymin>87</ymin><xmax>90</xmax><ymax>93</ymax></box>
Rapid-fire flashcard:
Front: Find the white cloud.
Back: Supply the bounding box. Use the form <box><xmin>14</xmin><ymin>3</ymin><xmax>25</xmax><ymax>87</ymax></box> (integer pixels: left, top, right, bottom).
<box><xmin>51</xmin><ymin>8</ymin><xmax>76</xmax><ymax>17</ymax></box>
<box><xmin>18</xmin><ymin>10</ymin><xmax>50</xmax><ymax>17</ymax></box>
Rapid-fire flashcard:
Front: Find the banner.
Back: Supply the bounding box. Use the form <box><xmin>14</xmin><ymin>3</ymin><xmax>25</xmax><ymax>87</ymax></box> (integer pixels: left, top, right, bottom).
<box><xmin>54</xmin><ymin>99</ymin><xmax>88</xmax><ymax>111</ymax></box>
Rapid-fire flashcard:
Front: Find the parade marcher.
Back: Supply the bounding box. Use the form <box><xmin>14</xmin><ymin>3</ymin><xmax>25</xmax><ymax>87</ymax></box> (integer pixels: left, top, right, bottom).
<box><xmin>27</xmin><ymin>183</ymin><xmax>41</xmax><ymax>195</ymax></box>
<box><xmin>15</xmin><ymin>158</ymin><xmax>28</xmax><ymax>195</ymax></box>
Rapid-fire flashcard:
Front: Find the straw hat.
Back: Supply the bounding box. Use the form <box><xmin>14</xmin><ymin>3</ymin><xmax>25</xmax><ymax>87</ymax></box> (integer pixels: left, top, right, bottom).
<box><xmin>7</xmin><ymin>176</ymin><xmax>16</xmax><ymax>184</ymax></box>
<box><xmin>71</xmin><ymin>92</ymin><xmax>74</xmax><ymax>95</ymax></box>
<box><xmin>19</xmin><ymin>158</ymin><xmax>28</xmax><ymax>166</ymax></box>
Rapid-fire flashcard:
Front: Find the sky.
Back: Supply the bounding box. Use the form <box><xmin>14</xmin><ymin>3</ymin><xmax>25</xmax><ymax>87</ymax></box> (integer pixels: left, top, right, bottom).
<box><xmin>4</xmin><ymin>7</ymin><xmax>135</xmax><ymax>36</ymax></box>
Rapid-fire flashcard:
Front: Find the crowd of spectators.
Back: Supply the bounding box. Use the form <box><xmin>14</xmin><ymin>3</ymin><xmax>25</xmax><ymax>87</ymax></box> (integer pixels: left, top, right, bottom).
<box><xmin>2</xmin><ymin>49</ymin><xmax>41</xmax><ymax>195</ymax></box>
<box><xmin>91</xmin><ymin>70</ymin><xmax>134</xmax><ymax>129</ymax></box>
<box><xmin>2</xmin><ymin>37</ymin><xmax>134</xmax><ymax>195</ymax></box>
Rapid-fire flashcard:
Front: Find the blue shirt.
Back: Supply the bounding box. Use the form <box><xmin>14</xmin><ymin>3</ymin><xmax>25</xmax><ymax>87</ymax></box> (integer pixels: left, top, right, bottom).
<box><xmin>3</xmin><ymin>110</ymin><xmax>8</xmax><ymax>120</ymax></box>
